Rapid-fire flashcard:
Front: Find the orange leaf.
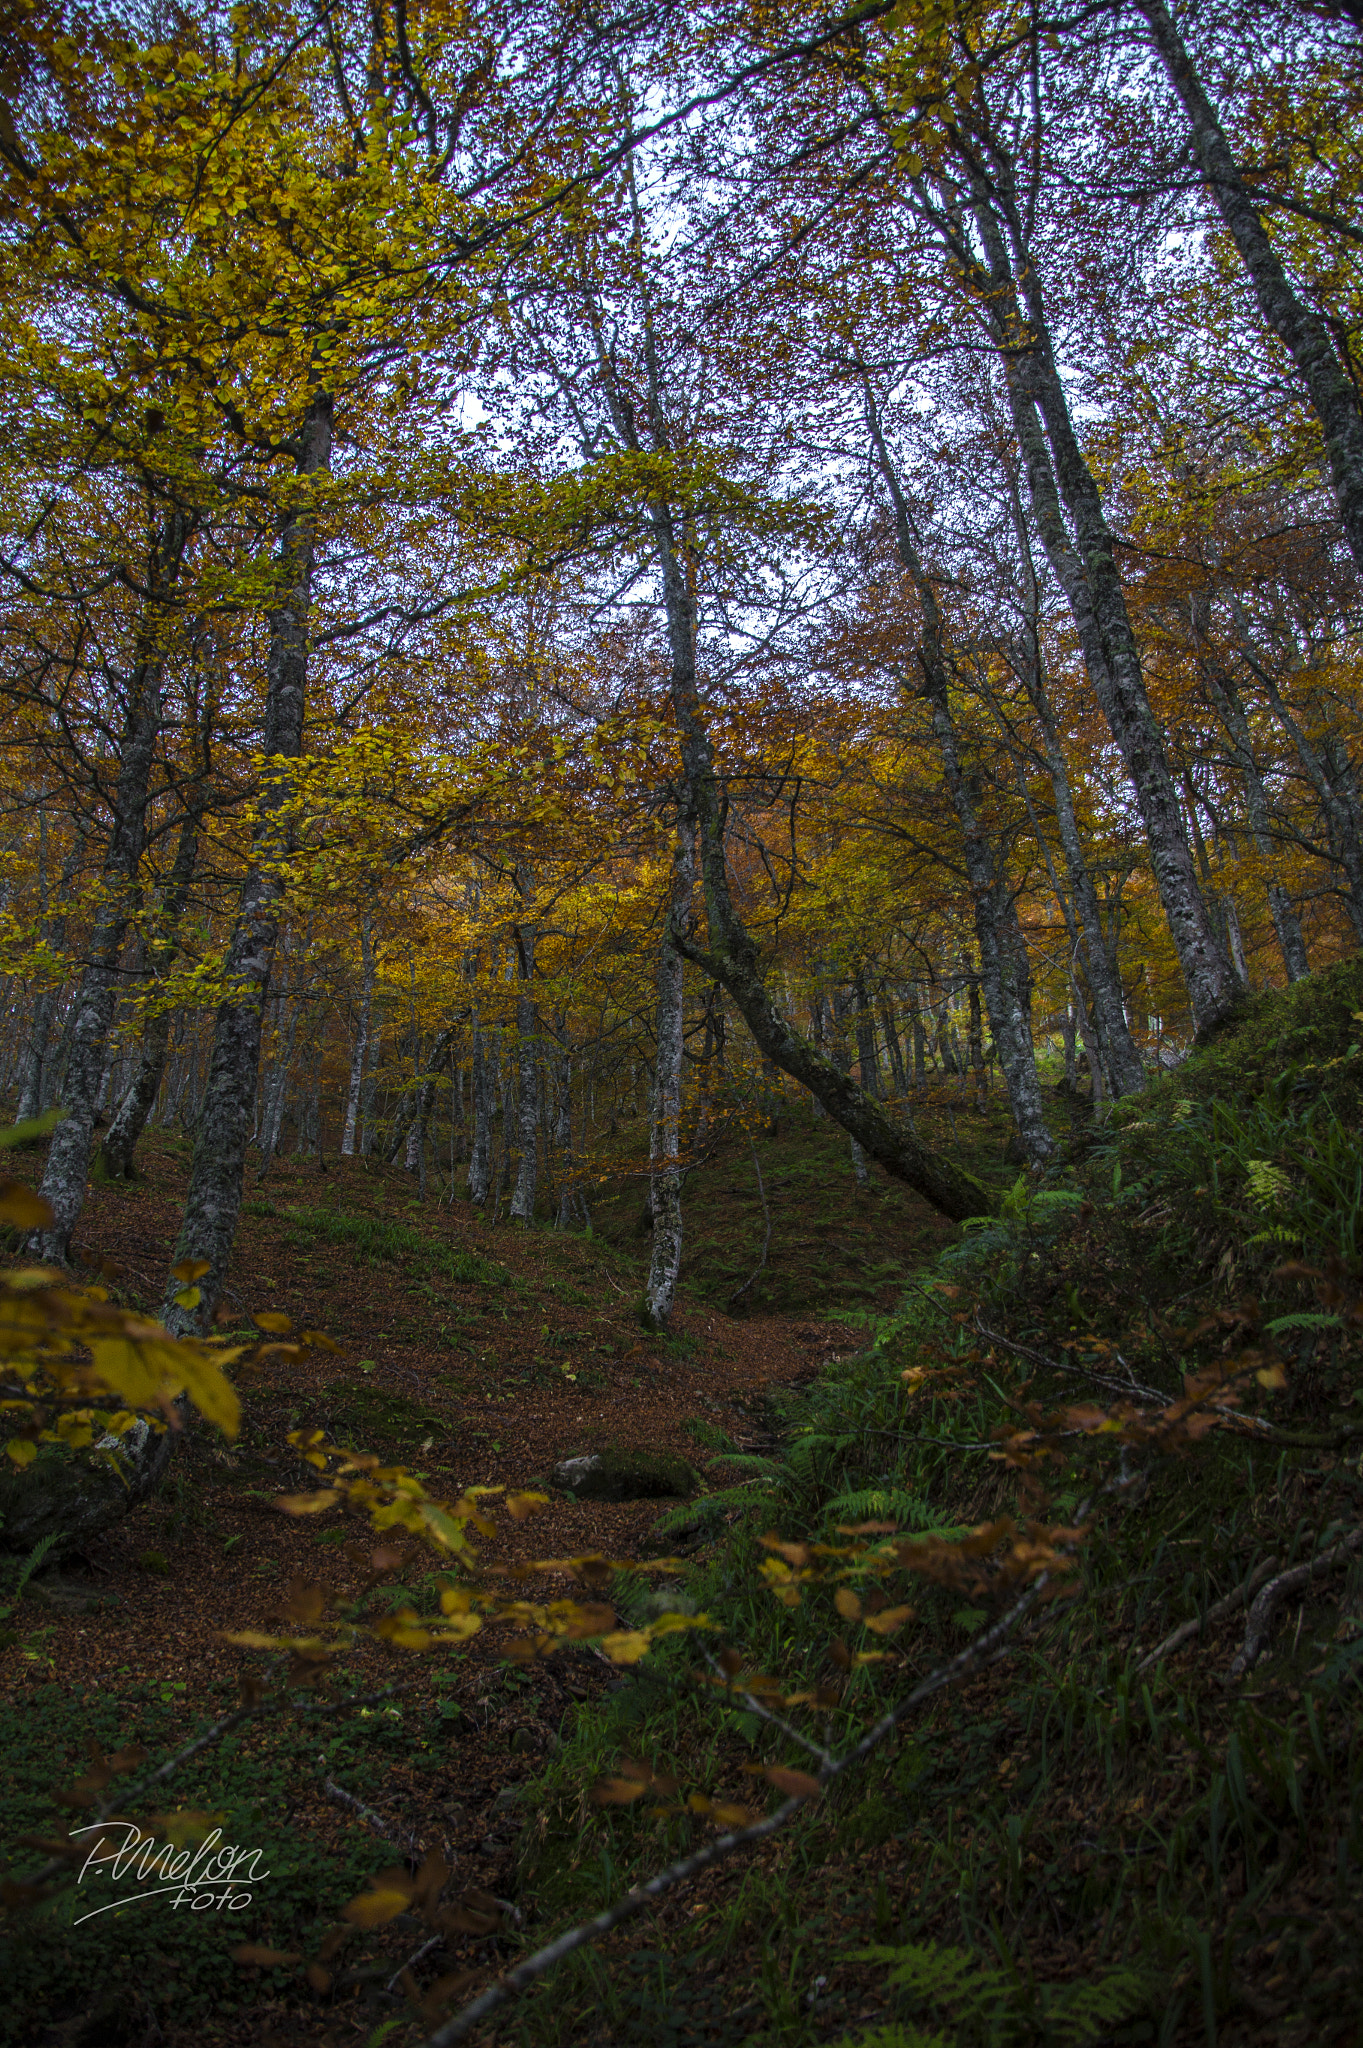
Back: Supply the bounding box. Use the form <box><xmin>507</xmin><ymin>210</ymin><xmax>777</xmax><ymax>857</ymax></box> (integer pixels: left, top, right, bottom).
<box><xmin>862</xmin><ymin>1605</ymin><xmax>913</xmax><ymax>1636</ymax></box>
<box><xmin>834</xmin><ymin>1588</ymin><xmax>862</xmax><ymax>1622</ymax></box>
<box><xmin>765</xmin><ymin>1767</ymin><xmax>822</xmax><ymax>1800</ymax></box>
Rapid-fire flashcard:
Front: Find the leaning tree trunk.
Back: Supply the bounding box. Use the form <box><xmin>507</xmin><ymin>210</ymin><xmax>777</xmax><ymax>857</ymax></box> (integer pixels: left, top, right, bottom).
<box><xmin>646</xmin><ymin>820</ymin><xmax>696</xmax><ymax>1327</ymax></box>
<box><xmin>32</xmin><ymin>509</ymin><xmax>190</xmax><ymax>1262</ymax></box>
<box><xmin>1134</xmin><ymin>0</ymin><xmax>1363</xmax><ymax>576</ymax></box>
<box><xmin>161</xmin><ymin>391</ymin><xmax>332</xmax><ymax>1333</ymax></box>
<box><xmin>647</xmin><ymin>494</ymin><xmax>992</xmax><ymax>1220</ymax></box>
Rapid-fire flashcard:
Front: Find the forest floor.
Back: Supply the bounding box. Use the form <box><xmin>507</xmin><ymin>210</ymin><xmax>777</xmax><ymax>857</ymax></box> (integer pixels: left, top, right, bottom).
<box><xmin>5</xmin><ymin>999</ymin><xmax>1360</xmax><ymax>2048</ymax></box>
<box><xmin>0</xmin><ymin>1089</ymin><xmax>1013</xmax><ymax>2048</ymax></box>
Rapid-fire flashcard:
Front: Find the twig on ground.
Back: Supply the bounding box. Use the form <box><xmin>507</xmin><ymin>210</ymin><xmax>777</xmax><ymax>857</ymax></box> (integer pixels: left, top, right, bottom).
<box><xmin>324</xmin><ymin>1778</ymin><xmax>419</xmax><ymax>1858</ymax></box>
<box><xmin>974</xmin><ymin>1317</ymin><xmax>1165</xmax><ymax>1405</ymax></box>
<box><xmin>388</xmin><ymin>1934</ymin><xmax>445</xmax><ymax>1993</ymax></box>
<box><xmin>420</xmin><ymin>1566</ymin><xmax>1063</xmax><ymax>2048</ymax></box>
<box><xmin>1136</xmin><ymin>1555</ymin><xmax>1280</xmax><ymax>1675</ymax></box>
<box><xmin>1229</xmin><ymin>1527</ymin><xmax>1363</xmax><ymax>1679</ymax></box>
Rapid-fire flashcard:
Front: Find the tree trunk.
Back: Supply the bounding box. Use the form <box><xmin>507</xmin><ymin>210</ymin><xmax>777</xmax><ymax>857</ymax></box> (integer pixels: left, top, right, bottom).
<box><xmin>341</xmin><ymin>914</ymin><xmax>374</xmax><ymax>1155</ymax></box>
<box><xmin>865</xmin><ymin>402</ymin><xmax>1054</xmax><ymax>1164</ymax></box>
<box><xmin>1134</xmin><ymin>0</ymin><xmax>1363</xmax><ymax>575</ymax></box>
<box><xmin>33</xmin><ymin>509</ymin><xmax>189</xmax><ymax>1261</ymax></box>
<box><xmin>99</xmin><ymin>804</ymin><xmax>203</xmax><ymax>1178</ymax></box>
<box><xmin>467</xmin><ymin>1016</ymin><xmax>495</xmax><ymax>1205</ymax></box>
<box><xmin>646</xmin><ymin>820</ymin><xmax>695</xmax><ymax>1326</ymax></box>
<box><xmin>510</xmin><ymin>908</ymin><xmax>540</xmax><ymax>1224</ymax></box>
<box><xmin>650</xmin><ymin>498</ymin><xmax>992</xmax><ymax>1218</ymax></box>
<box><xmin>954</xmin><ymin>177</ymin><xmax>1238</xmax><ymax>1034</ymax></box>
<box><xmin>161</xmin><ymin>390</ymin><xmax>332</xmax><ymax>1333</ymax></box>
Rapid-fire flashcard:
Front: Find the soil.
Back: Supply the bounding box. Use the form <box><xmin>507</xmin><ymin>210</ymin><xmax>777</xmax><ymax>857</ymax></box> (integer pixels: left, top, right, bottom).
<box><xmin>0</xmin><ymin>1104</ymin><xmax>989</xmax><ymax>2045</ymax></box>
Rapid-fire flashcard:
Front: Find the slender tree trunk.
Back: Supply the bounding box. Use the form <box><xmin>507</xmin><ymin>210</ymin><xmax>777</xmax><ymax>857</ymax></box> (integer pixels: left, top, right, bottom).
<box><xmin>880</xmin><ymin>996</ymin><xmax>907</xmax><ymax>1095</ymax></box>
<box><xmin>341</xmin><ymin>914</ymin><xmax>374</xmax><ymax>1156</ymax></box>
<box><xmin>651</xmin><ymin>496</ymin><xmax>991</xmax><ymax>1217</ymax></box>
<box><xmin>99</xmin><ymin>804</ymin><xmax>202</xmax><ymax>1178</ymax></box>
<box><xmin>956</xmin><ymin>185</ymin><xmax>1238</xmax><ymax>1034</ymax></box>
<box><xmin>162</xmin><ymin>390</ymin><xmax>332</xmax><ymax>1332</ymax></box>
<box><xmin>1134</xmin><ymin>0</ymin><xmax>1363</xmax><ymax>575</ymax></box>
<box><xmin>1197</xmin><ymin>665</ymin><xmax>1309</xmax><ymax>981</ymax></box>
<box><xmin>865</xmin><ymin>405</ymin><xmax>1053</xmax><ymax>1163</ymax></box>
<box><xmin>33</xmin><ymin>510</ymin><xmax>189</xmax><ymax>1260</ymax></box>
<box><xmin>467</xmin><ymin>1016</ymin><xmax>494</xmax><ymax>1205</ymax></box>
<box><xmin>646</xmin><ymin>819</ymin><xmax>695</xmax><ymax>1327</ymax></box>
<box><xmin>510</xmin><ymin>905</ymin><xmax>540</xmax><ymax>1224</ymax></box>
<box><xmin>831</xmin><ymin>988</ymin><xmax>871</xmax><ymax>1186</ymax></box>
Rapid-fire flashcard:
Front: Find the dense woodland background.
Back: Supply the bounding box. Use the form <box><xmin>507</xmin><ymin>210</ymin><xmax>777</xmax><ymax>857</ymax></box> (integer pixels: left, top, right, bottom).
<box><xmin>0</xmin><ymin>1</ymin><xmax>1362</xmax><ymax>2044</ymax></box>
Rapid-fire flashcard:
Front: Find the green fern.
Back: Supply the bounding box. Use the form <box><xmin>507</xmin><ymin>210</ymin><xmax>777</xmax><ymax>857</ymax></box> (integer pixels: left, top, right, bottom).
<box><xmin>15</xmin><ymin>1529</ymin><xmax>65</xmax><ymax>1593</ymax></box>
<box><xmin>649</xmin><ymin>1485</ymin><xmax>776</xmax><ymax>1539</ymax></box>
<box><xmin>823</xmin><ymin>1487</ymin><xmax>964</xmax><ymax>1538</ymax></box>
<box><xmin>1042</xmin><ymin>1969</ymin><xmax>1148</xmax><ymax>2044</ymax></box>
<box><xmin>846</xmin><ymin>1942</ymin><xmax>1146</xmax><ymax>2046</ymax></box>
<box><xmin>1265</xmin><ymin>1310</ymin><xmax>1343</xmax><ymax>1335</ymax></box>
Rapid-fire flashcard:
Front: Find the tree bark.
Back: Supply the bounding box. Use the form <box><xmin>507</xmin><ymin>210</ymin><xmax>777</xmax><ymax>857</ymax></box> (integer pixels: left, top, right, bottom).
<box><xmin>99</xmin><ymin>803</ymin><xmax>203</xmax><ymax>1178</ymax></box>
<box><xmin>467</xmin><ymin>1015</ymin><xmax>495</xmax><ymax>1206</ymax></box>
<box><xmin>510</xmin><ymin>908</ymin><xmax>540</xmax><ymax>1224</ymax></box>
<box><xmin>649</xmin><ymin>496</ymin><xmax>992</xmax><ymax>1218</ymax></box>
<box><xmin>865</xmin><ymin>403</ymin><xmax>1054</xmax><ymax>1164</ymax></box>
<box><xmin>1133</xmin><ymin>0</ymin><xmax>1363</xmax><ymax>575</ymax></box>
<box><xmin>32</xmin><ymin>509</ymin><xmax>189</xmax><ymax>1260</ymax></box>
<box><xmin>161</xmin><ymin>390</ymin><xmax>332</xmax><ymax>1332</ymax></box>
<box><xmin>646</xmin><ymin>819</ymin><xmax>695</xmax><ymax>1326</ymax></box>
<box><xmin>959</xmin><ymin>181</ymin><xmax>1239</xmax><ymax>1036</ymax></box>
<box><xmin>341</xmin><ymin>913</ymin><xmax>374</xmax><ymax>1155</ymax></box>
<box><xmin>1196</xmin><ymin>659</ymin><xmax>1309</xmax><ymax>981</ymax></box>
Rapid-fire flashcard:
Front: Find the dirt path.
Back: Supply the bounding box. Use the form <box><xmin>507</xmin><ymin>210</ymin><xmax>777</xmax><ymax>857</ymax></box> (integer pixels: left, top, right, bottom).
<box><xmin>2</xmin><ymin>1141</ymin><xmax>867</xmax><ymax>2043</ymax></box>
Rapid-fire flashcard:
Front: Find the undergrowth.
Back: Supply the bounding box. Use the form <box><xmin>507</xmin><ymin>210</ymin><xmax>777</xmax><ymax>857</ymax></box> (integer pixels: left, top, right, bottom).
<box><xmin>506</xmin><ymin>967</ymin><xmax>1363</xmax><ymax>2048</ymax></box>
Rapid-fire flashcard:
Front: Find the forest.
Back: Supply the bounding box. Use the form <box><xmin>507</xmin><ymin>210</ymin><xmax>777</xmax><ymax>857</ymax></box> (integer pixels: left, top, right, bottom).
<box><xmin>0</xmin><ymin>0</ymin><xmax>1360</xmax><ymax>2042</ymax></box>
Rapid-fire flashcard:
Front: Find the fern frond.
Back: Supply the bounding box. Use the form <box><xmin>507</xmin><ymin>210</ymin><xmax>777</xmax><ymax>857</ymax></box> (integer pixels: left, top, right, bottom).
<box><xmin>704</xmin><ymin>1453</ymin><xmax>783</xmax><ymax>1477</ymax></box>
<box><xmin>823</xmin><ymin>1487</ymin><xmax>961</xmax><ymax>1536</ymax></box>
<box><xmin>1045</xmin><ymin>1967</ymin><xmax>1148</xmax><ymax>2044</ymax></box>
<box><xmin>16</xmin><ymin>1528</ymin><xmax>65</xmax><ymax>1593</ymax></box>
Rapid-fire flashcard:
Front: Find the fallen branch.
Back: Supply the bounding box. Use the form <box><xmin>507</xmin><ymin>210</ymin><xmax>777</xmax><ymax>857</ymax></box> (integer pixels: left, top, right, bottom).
<box><xmin>975</xmin><ymin>1318</ymin><xmax>1165</xmax><ymax>1406</ymax></box>
<box><xmin>421</xmin><ymin>1568</ymin><xmax>1058</xmax><ymax>2047</ymax></box>
<box><xmin>1136</xmin><ymin>1555</ymin><xmax>1280</xmax><ymax>1676</ymax></box>
<box><xmin>324</xmin><ymin>1779</ymin><xmax>420</xmax><ymax>1860</ymax></box>
<box><xmin>1229</xmin><ymin>1527</ymin><xmax>1363</xmax><ymax>1679</ymax></box>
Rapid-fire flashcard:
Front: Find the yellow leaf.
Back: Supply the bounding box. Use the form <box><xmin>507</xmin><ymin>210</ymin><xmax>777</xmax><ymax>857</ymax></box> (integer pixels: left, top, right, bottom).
<box><xmin>600</xmin><ymin>1629</ymin><xmax>652</xmax><ymax>1664</ymax></box>
<box><xmin>273</xmin><ymin>1490</ymin><xmax>341</xmax><ymax>1515</ymax></box>
<box><xmin>5</xmin><ymin>1439</ymin><xmax>36</xmax><ymax>1466</ymax></box>
<box><xmin>177</xmin><ymin>1351</ymin><xmax>240</xmax><ymax>1437</ymax></box>
<box><xmin>172</xmin><ymin>1259</ymin><xmax>211</xmax><ymax>1283</ymax></box>
<box><xmin>342</xmin><ymin>1889</ymin><xmax>411</xmax><ymax>1928</ymax></box>
<box><xmin>174</xmin><ymin>1286</ymin><xmax>201</xmax><ymax>1310</ymax></box>
<box><xmin>0</xmin><ymin>1180</ymin><xmax>53</xmax><ymax>1230</ymax></box>
<box><xmin>834</xmin><ymin>1588</ymin><xmax>862</xmax><ymax>1621</ymax></box>
<box><xmin>710</xmin><ymin>1802</ymin><xmax>757</xmax><ymax>1828</ymax></box>
<box><xmin>1255</xmin><ymin>1363</ymin><xmax>1287</xmax><ymax>1389</ymax></box>
<box><xmin>592</xmin><ymin>1776</ymin><xmax>648</xmax><ymax>1805</ymax></box>
<box><xmin>863</xmin><ymin>1605</ymin><xmax>913</xmax><ymax>1636</ymax></box>
<box><xmin>253</xmin><ymin>1312</ymin><xmax>293</xmax><ymax>1334</ymax></box>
